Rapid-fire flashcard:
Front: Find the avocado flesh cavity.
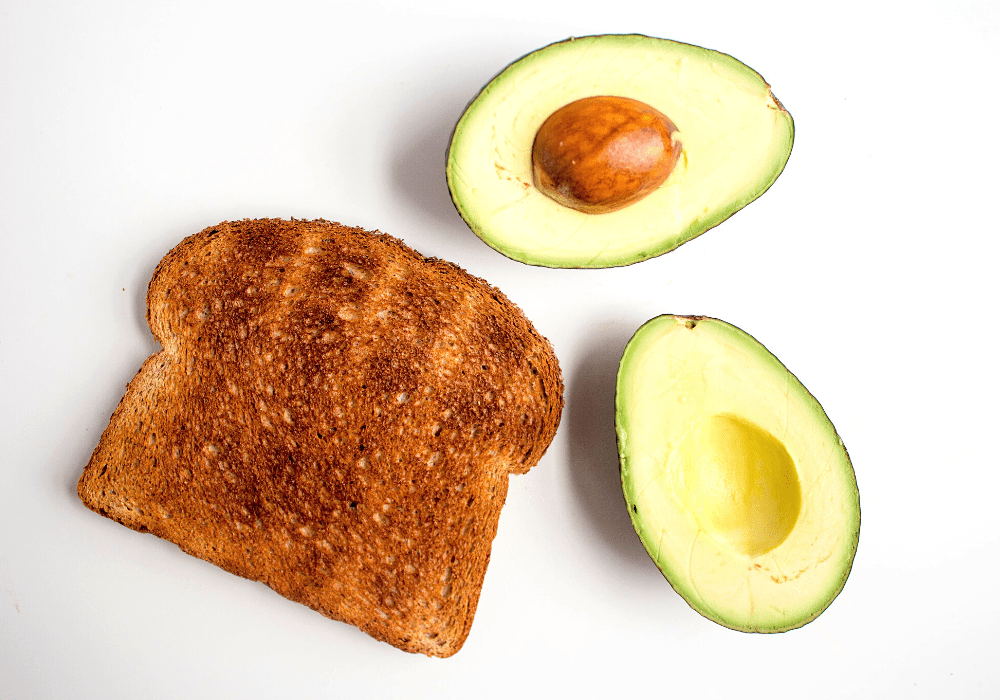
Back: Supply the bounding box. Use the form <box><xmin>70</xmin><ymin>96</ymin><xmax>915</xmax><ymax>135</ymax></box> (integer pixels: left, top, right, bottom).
<box><xmin>616</xmin><ymin>316</ymin><xmax>859</xmax><ymax>632</ymax></box>
<box><xmin>447</xmin><ymin>35</ymin><xmax>794</xmax><ymax>268</ymax></box>
<box><xmin>669</xmin><ymin>413</ymin><xmax>801</xmax><ymax>558</ymax></box>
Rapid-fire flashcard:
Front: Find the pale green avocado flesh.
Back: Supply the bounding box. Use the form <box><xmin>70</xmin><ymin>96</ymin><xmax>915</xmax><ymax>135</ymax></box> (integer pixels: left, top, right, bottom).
<box><xmin>616</xmin><ymin>316</ymin><xmax>859</xmax><ymax>632</ymax></box>
<box><xmin>447</xmin><ymin>34</ymin><xmax>794</xmax><ymax>268</ymax></box>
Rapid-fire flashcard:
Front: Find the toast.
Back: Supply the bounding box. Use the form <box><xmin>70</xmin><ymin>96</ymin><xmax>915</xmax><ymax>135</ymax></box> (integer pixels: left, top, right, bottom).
<box><xmin>77</xmin><ymin>218</ymin><xmax>563</xmax><ymax>657</ymax></box>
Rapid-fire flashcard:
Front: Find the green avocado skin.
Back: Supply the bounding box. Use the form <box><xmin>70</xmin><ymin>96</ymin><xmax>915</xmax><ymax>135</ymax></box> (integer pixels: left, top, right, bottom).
<box><xmin>446</xmin><ymin>35</ymin><xmax>795</xmax><ymax>269</ymax></box>
<box><xmin>615</xmin><ymin>315</ymin><xmax>860</xmax><ymax>632</ymax></box>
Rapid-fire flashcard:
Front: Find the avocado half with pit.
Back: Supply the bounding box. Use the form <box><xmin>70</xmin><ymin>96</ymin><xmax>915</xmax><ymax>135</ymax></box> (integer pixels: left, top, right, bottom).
<box><xmin>616</xmin><ymin>316</ymin><xmax>860</xmax><ymax>631</ymax></box>
<box><xmin>446</xmin><ymin>34</ymin><xmax>794</xmax><ymax>268</ymax></box>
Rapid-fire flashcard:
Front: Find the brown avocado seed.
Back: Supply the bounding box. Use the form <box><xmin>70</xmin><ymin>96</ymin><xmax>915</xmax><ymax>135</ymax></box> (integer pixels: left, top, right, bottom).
<box><xmin>531</xmin><ymin>96</ymin><xmax>681</xmax><ymax>214</ymax></box>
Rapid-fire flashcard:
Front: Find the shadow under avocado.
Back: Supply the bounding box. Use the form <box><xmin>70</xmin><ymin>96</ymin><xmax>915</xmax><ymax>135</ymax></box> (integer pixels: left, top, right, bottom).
<box><xmin>566</xmin><ymin>320</ymin><xmax>670</xmax><ymax>580</ymax></box>
<box><xmin>390</xmin><ymin>106</ymin><xmax>468</xmax><ymax>232</ymax></box>
<box><xmin>386</xmin><ymin>55</ymin><xmax>515</xmax><ymax>264</ymax></box>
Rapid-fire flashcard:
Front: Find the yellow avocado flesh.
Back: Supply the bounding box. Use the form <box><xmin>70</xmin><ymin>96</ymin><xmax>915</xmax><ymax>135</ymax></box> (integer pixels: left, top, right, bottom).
<box><xmin>616</xmin><ymin>316</ymin><xmax>860</xmax><ymax>632</ymax></box>
<box><xmin>669</xmin><ymin>413</ymin><xmax>801</xmax><ymax>558</ymax></box>
<box><xmin>447</xmin><ymin>35</ymin><xmax>794</xmax><ymax>268</ymax></box>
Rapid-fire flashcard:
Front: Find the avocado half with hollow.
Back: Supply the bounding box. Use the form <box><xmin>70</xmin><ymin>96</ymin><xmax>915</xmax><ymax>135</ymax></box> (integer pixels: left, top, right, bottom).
<box><xmin>616</xmin><ymin>316</ymin><xmax>859</xmax><ymax>632</ymax></box>
<box><xmin>446</xmin><ymin>34</ymin><xmax>794</xmax><ymax>268</ymax></box>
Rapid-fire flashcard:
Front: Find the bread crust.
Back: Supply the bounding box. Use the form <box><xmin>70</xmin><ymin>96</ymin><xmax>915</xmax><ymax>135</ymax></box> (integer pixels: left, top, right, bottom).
<box><xmin>77</xmin><ymin>218</ymin><xmax>563</xmax><ymax>657</ymax></box>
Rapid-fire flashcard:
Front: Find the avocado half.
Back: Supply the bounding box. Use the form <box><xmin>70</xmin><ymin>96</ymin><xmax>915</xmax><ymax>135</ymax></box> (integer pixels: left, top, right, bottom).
<box><xmin>616</xmin><ymin>316</ymin><xmax>859</xmax><ymax>632</ymax></box>
<box><xmin>446</xmin><ymin>35</ymin><xmax>794</xmax><ymax>268</ymax></box>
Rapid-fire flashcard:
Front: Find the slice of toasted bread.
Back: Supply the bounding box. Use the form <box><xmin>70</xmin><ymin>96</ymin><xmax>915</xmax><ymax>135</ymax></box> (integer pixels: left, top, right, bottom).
<box><xmin>77</xmin><ymin>218</ymin><xmax>563</xmax><ymax>657</ymax></box>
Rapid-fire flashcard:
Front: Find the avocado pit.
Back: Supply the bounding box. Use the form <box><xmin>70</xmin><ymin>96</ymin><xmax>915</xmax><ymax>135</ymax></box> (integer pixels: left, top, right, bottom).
<box><xmin>531</xmin><ymin>96</ymin><xmax>681</xmax><ymax>214</ymax></box>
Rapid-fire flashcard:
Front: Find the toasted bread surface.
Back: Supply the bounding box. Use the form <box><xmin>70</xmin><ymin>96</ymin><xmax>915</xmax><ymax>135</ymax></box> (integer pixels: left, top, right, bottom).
<box><xmin>77</xmin><ymin>218</ymin><xmax>563</xmax><ymax>657</ymax></box>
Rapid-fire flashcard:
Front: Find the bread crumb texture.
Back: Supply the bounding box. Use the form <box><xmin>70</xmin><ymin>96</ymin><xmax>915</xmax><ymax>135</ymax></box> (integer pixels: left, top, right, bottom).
<box><xmin>77</xmin><ymin>219</ymin><xmax>564</xmax><ymax>657</ymax></box>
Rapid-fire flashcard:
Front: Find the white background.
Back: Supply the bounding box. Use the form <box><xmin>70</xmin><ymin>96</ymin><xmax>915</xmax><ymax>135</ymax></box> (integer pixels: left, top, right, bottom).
<box><xmin>2</xmin><ymin>1</ymin><xmax>998</xmax><ymax>697</ymax></box>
